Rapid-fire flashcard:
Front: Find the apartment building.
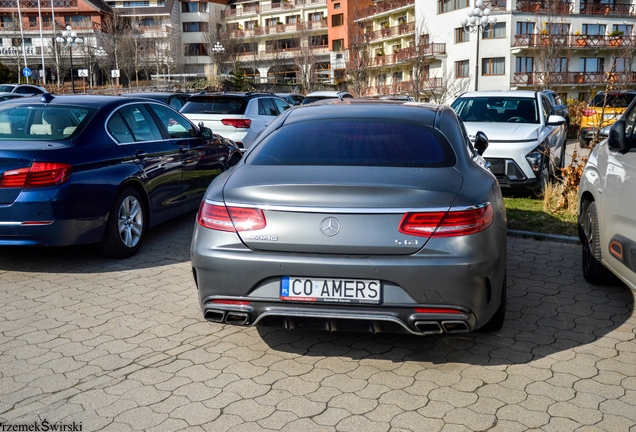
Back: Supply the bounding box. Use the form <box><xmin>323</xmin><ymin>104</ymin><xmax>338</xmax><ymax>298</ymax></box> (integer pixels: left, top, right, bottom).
<box><xmin>421</xmin><ymin>0</ymin><xmax>636</xmax><ymax>101</ymax></box>
<box><xmin>0</xmin><ymin>0</ymin><xmax>110</xmax><ymax>84</ymax></box>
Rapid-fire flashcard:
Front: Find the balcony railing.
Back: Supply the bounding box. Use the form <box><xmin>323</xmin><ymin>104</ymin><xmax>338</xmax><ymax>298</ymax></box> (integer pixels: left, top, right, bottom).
<box><xmin>235</xmin><ymin>19</ymin><xmax>327</xmax><ymax>36</ymax></box>
<box><xmin>222</xmin><ymin>0</ymin><xmax>325</xmax><ymax>17</ymax></box>
<box><xmin>513</xmin><ymin>33</ymin><xmax>636</xmax><ymax>48</ymax></box>
<box><xmin>513</xmin><ymin>71</ymin><xmax>636</xmax><ymax>85</ymax></box>
<box><xmin>482</xmin><ymin>0</ymin><xmax>507</xmax><ymax>10</ymax></box>
<box><xmin>374</xmin><ymin>79</ymin><xmax>443</xmax><ymax>95</ymax></box>
<box><xmin>0</xmin><ymin>0</ymin><xmax>76</xmax><ymax>7</ymax></box>
<box><xmin>366</xmin><ymin>44</ymin><xmax>445</xmax><ymax>67</ymax></box>
<box><xmin>580</xmin><ymin>2</ymin><xmax>634</xmax><ymax>15</ymax></box>
<box><xmin>1</xmin><ymin>20</ymin><xmax>99</xmax><ymax>31</ymax></box>
<box><xmin>515</xmin><ymin>0</ymin><xmax>573</xmax><ymax>13</ymax></box>
<box><xmin>364</xmin><ymin>22</ymin><xmax>415</xmax><ymax>42</ymax></box>
<box><xmin>355</xmin><ymin>0</ymin><xmax>415</xmax><ymax>21</ymax></box>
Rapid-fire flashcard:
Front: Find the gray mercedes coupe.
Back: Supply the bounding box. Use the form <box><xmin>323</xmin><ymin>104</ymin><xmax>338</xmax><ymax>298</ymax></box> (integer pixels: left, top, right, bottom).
<box><xmin>191</xmin><ymin>100</ymin><xmax>507</xmax><ymax>335</ymax></box>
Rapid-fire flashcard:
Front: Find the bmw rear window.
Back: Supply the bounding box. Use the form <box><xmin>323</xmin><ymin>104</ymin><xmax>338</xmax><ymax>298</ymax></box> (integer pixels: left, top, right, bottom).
<box><xmin>181</xmin><ymin>96</ymin><xmax>247</xmax><ymax>115</ymax></box>
<box><xmin>589</xmin><ymin>93</ymin><xmax>636</xmax><ymax>108</ymax></box>
<box><xmin>247</xmin><ymin>119</ymin><xmax>456</xmax><ymax>167</ymax></box>
<box><xmin>0</xmin><ymin>105</ymin><xmax>95</xmax><ymax>140</ymax></box>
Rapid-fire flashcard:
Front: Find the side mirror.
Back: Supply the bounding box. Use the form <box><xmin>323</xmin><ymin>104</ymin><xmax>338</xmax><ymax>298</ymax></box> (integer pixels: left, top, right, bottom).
<box><xmin>200</xmin><ymin>126</ymin><xmax>213</xmax><ymax>139</ymax></box>
<box><xmin>608</xmin><ymin>119</ymin><xmax>630</xmax><ymax>152</ymax></box>
<box><xmin>474</xmin><ymin>131</ymin><xmax>489</xmax><ymax>156</ymax></box>
<box><xmin>547</xmin><ymin>115</ymin><xmax>566</xmax><ymax>126</ymax></box>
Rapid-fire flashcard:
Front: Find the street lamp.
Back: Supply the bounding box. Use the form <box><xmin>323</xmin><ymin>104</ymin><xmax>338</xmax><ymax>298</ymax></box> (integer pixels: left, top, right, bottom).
<box><xmin>460</xmin><ymin>0</ymin><xmax>497</xmax><ymax>91</ymax></box>
<box><xmin>93</xmin><ymin>46</ymin><xmax>107</xmax><ymax>88</ymax></box>
<box><xmin>211</xmin><ymin>42</ymin><xmax>225</xmax><ymax>89</ymax></box>
<box><xmin>56</xmin><ymin>25</ymin><xmax>83</xmax><ymax>93</ymax></box>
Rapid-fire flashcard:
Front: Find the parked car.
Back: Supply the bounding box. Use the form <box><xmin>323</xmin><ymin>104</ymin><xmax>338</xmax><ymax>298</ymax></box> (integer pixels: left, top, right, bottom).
<box><xmin>0</xmin><ymin>93</ymin><xmax>27</xmax><ymax>102</ymax></box>
<box><xmin>379</xmin><ymin>95</ymin><xmax>416</xmax><ymax>102</ymax></box>
<box><xmin>578</xmin><ymin>96</ymin><xmax>636</xmax><ymax>291</ymax></box>
<box><xmin>542</xmin><ymin>90</ymin><xmax>570</xmax><ymax>130</ymax></box>
<box><xmin>0</xmin><ymin>94</ymin><xmax>241</xmax><ymax>258</ymax></box>
<box><xmin>0</xmin><ymin>84</ymin><xmax>46</xmax><ymax>95</ymax></box>
<box><xmin>451</xmin><ymin>91</ymin><xmax>567</xmax><ymax>192</ymax></box>
<box><xmin>579</xmin><ymin>91</ymin><xmax>636</xmax><ymax>148</ymax></box>
<box><xmin>180</xmin><ymin>92</ymin><xmax>290</xmax><ymax>152</ymax></box>
<box><xmin>120</xmin><ymin>91</ymin><xmax>193</xmax><ymax>111</ymax></box>
<box><xmin>191</xmin><ymin>100</ymin><xmax>507</xmax><ymax>335</ymax></box>
<box><xmin>301</xmin><ymin>91</ymin><xmax>354</xmax><ymax>104</ymax></box>
<box><xmin>275</xmin><ymin>93</ymin><xmax>305</xmax><ymax>106</ymax></box>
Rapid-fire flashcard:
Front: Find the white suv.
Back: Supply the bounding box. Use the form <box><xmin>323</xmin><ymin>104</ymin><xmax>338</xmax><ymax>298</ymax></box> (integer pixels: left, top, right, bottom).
<box><xmin>180</xmin><ymin>92</ymin><xmax>290</xmax><ymax>151</ymax></box>
<box><xmin>451</xmin><ymin>91</ymin><xmax>567</xmax><ymax>192</ymax></box>
<box><xmin>578</xmin><ymin>98</ymin><xmax>636</xmax><ymax>291</ymax></box>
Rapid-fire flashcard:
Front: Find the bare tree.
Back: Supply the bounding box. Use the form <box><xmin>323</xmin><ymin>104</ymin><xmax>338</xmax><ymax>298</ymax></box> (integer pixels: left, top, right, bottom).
<box><xmin>293</xmin><ymin>23</ymin><xmax>325</xmax><ymax>93</ymax></box>
<box><xmin>405</xmin><ymin>17</ymin><xmax>436</xmax><ymax>102</ymax></box>
<box><xmin>420</xmin><ymin>69</ymin><xmax>470</xmax><ymax>104</ymax></box>
<box><xmin>203</xmin><ymin>10</ymin><xmax>242</xmax><ymax>88</ymax></box>
<box><xmin>101</xmin><ymin>10</ymin><xmax>131</xmax><ymax>83</ymax></box>
<box><xmin>345</xmin><ymin>8</ymin><xmax>371</xmax><ymax>97</ymax></box>
<box><xmin>533</xmin><ymin>0</ymin><xmax>572</xmax><ymax>92</ymax></box>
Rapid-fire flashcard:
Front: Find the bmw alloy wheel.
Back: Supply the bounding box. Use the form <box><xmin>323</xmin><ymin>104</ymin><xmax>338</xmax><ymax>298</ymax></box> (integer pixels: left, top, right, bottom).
<box><xmin>118</xmin><ymin>196</ymin><xmax>143</xmax><ymax>248</ymax></box>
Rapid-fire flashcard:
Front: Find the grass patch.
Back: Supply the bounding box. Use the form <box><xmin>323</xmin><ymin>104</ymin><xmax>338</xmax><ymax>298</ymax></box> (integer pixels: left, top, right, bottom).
<box><xmin>504</xmin><ymin>196</ymin><xmax>578</xmax><ymax>237</ymax></box>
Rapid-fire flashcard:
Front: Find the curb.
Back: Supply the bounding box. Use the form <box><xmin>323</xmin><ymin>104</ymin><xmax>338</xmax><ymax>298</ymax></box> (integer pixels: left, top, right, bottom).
<box><xmin>507</xmin><ymin>229</ymin><xmax>580</xmax><ymax>244</ymax></box>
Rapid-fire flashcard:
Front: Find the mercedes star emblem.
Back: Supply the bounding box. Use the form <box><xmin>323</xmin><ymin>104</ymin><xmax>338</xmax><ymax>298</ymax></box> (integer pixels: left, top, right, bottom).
<box><xmin>320</xmin><ymin>217</ymin><xmax>341</xmax><ymax>237</ymax></box>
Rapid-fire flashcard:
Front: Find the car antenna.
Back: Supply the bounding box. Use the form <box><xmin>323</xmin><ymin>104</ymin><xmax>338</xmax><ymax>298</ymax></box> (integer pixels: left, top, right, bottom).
<box><xmin>40</xmin><ymin>93</ymin><xmax>54</xmax><ymax>103</ymax></box>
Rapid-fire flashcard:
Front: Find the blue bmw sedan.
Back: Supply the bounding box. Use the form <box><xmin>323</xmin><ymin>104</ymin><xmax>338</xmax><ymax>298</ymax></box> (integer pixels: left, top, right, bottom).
<box><xmin>0</xmin><ymin>94</ymin><xmax>241</xmax><ymax>258</ymax></box>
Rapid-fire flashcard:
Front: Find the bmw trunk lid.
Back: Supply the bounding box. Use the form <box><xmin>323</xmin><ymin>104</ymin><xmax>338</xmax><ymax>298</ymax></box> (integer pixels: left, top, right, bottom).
<box><xmin>0</xmin><ymin>147</ymin><xmax>46</xmax><ymax>204</ymax></box>
<box><xmin>221</xmin><ymin>166</ymin><xmax>463</xmax><ymax>255</ymax></box>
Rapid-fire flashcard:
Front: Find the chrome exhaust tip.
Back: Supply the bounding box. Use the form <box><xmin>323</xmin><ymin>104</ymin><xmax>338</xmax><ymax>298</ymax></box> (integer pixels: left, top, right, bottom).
<box><xmin>441</xmin><ymin>320</ymin><xmax>470</xmax><ymax>333</ymax></box>
<box><xmin>204</xmin><ymin>309</ymin><xmax>225</xmax><ymax>323</ymax></box>
<box><xmin>414</xmin><ymin>321</ymin><xmax>443</xmax><ymax>335</ymax></box>
<box><xmin>225</xmin><ymin>312</ymin><xmax>249</xmax><ymax>326</ymax></box>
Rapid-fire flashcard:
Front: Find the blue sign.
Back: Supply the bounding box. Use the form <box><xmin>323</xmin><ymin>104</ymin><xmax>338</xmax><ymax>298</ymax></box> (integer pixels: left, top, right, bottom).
<box><xmin>22</xmin><ymin>67</ymin><xmax>31</xmax><ymax>77</ymax></box>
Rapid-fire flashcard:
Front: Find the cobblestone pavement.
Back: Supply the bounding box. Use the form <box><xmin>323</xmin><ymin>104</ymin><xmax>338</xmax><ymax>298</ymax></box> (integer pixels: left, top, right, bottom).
<box><xmin>0</xmin><ymin>212</ymin><xmax>634</xmax><ymax>432</ymax></box>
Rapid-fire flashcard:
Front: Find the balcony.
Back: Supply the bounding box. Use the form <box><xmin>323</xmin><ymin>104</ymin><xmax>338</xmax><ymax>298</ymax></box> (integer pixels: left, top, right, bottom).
<box><xmin>364</xmin><ymin>22</ymin><xmax>415</xmax><ymax>42</ymax></box>
<box><xmin>366</xmin><ymin>43</ymin><xmax>445</xmax><ymax>67</ymax></box>
<box><xmin>515</xmin><ymin>0</ymin><xmax>573</xmax><ymax>14</ymax></box>
<box><xmin>580</xmin><ymin>1</ymin><xmax>634</xmax><ymax>15</ymax></box>
<box><xmin>513</xmin><ymin>33</ymin><xmax>636</xmax><ymax>48</ymax></box>
<box><xmin>374</xmin><ymin>79</ymin><xmax>443</xmax><ymax>95</ymax></box>
<box><xmin>355</xmin><ymin>0</ymin><xmax>414</xmax><ymax>21</ymax></box>
<box><xmin>235</xmin><ymin>19</ymin><xmax>327</xmax><ymax>36</ymax></box>
<box><xmin>512</xmin><ymin>71</ymin><xmax>636</xmax><ymax>85</ymax></box>
<box><xmin>482</xmin><ymin>0</ymin><xmax>507</xmax><ymax>10</ymax></box>
<box><xmin>259</xmin><ymin>0</ymin><xmax>326</xmax><ymax>12</ymax></box>
<box><xmin>0</xmin><ymin>0</ymin><xmax>76</xmax><ymax>7</ymax></box>
<box><xmin>1</xmin><ymin>20</ymin><xmax>99</xmax><ymax>31</ymax></box>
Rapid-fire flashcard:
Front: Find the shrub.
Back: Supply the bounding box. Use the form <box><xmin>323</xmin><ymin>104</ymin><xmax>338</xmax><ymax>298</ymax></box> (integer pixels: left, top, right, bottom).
<box><xmin>545</xmin><ymin>149</ymin><xmax>588</xmax><ymax>215</ymax></box>
<box><xmin>565</xmin><ymin>98</ymin><xmax>587</xmax><ymax>137</ymax></box>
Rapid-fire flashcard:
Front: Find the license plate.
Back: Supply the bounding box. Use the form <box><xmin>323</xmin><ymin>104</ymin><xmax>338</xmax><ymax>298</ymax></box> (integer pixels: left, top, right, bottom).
<box><xmin>280</xmin><ymin>276</ymin><xmax>381</xmax><ymax>304</ymax></box>
<box><xmin>603</xmin><ymin>114</ymin><xmax>617</xmax><ymax>119</ymax></box>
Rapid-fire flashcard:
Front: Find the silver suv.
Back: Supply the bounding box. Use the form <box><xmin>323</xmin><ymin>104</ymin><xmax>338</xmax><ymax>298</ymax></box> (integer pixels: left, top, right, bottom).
<box><xmin>301</xmin><ymin>91</ymin><xmax>354</xmax><ymax>105</ymax></box>
<box><xmin>578</xmin><ymin>97</ymin><xmax>636</xmax><ymax>291</ymax></box>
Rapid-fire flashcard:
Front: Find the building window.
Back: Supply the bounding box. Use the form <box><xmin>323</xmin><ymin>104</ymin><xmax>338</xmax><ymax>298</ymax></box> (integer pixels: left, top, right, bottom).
<box><xmin>12</xmin><ymin>38</ymin><xmax>32</xmax><ymax>47</ymax></box>
<box><xmin>582</xmin><ymin>24</ymin><xmax>605</xmax><ymax>35</ymax></box>
<box><xmin>438</xmin><ymin>0</ymin><xmax>468</xmax><ymax>14</ymax></box>
<box><xmin>377</xmin><ymin>73</ymin><xmax>386</xmax><ymax>85</ymax></box>
<box><xmin>123</xmin><ymin>1</ymin><xmax>150</xmax><ymax>6</ymax></box>
<box><xmin>265</xmin><ymin>18</ymin><xmax>277</xmax><ymax>27</ymax></box>
<box><xmin>482</xmin><ymin>22</ymin><xmax>505</xmax><ymax>39</ymax></box>
<box><xmin>244</xmin><ymin>20</ymin><xmax>256</xmax><ymax>29</ymax></box>
<box><xmin>182</xmin><ymin>2</ymin><xmax>207</xmax><ymax>12</ymax></box>
<box><xmin>581</xmin><ymin>57</ymin><xmax>604</xmax><ymax>72</ymax></box>
<box><xmin>546</xmin><ymin>23</ymin><xmax>570</xmax><ymax>34</ymax></box>
<box><xmin>456</xmin><ymin>60</ymin><xmax>469</xmax><ymax>78</ymax></box>
<box><xmin>311</xmin><ymin>34</ymin><xmax>328</xmax><ymax>46</ymax></box>
<box><xmin>332</xmin><ymin>13</ymin><xmax>343</xmax><ymax>27</ymax></box>
<box><xmin>333</xmin><ymin>39</ymin><xmax>344</xmax><ymax>51</ymax></box>
<box><xmin>286</xmin><ymin>15</ymin><xmax>300</xmax><ymax>24</ymax></box>
<box><xmin>308</xmin><ymin>12</ymin><xmax>323</xmax><ymax>21</ymax></box>
<box><xmin>64</xmin><ymin>16</ymin><xmax>91</xmax><ymax>25</ymax></box>
<box><xmin>516</xmin><ymin>22</ymin><xmax>534</xmax><ymax>35</ymax></box>
<box><xmin>241</xmin><ymin>42</ymin><xmax>258</xmax><ymax>53</ymax></box>
<box><xmin>614</xmin><ymin>57</ymin><xmax>628</xmax><ymax>72</ymax></box>
<box><xmin>392</xmin><ymin>71</ymin><xmax>403</xmax><ymax>83</ymax></box>
<box><xmin>546</xmin><ymin>57</ymin><xmax>567</xmax><ymax>73</ymax></box>
<box><xmin>455</xmin><ymin>27</ymin><xmax>469</xmax><ymax>43</ymax></box>
<box><xmin>398</xmin><ymin>15</ymin><xmax>407</xmax><ymax>24</ymax></box>
<box><xmin>612</xmin><ymin>24</ymin><xmax>633</xmax><ymax>35</ymax></box>
<box><xmin>334</xmin><ymin>2</ymin><xmax>340</xmax><ymax>8</ymax></box>
<box><xmin>182</xmin><ymin>22</ymin><xmax>208</xmax><ymax>32</ymax></box>
<box><xmin>184</xmin><ymin>43</ymin><xmax>207</xmax><ymax>56</ymax></box>
<box><xmin>482</xmin><ymin>57</ymin><xmax>504</xmax><ymax>75</ymax></box>
<box><xmin>515</xmin><ymin>57</ymin><xmax>533</xmax><ymax>73</ymax></box>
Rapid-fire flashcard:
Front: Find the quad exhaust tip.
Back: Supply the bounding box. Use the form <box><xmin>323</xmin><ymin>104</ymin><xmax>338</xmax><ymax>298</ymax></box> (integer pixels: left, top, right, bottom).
<box><xmin>441</xmin><ymin>320</ymin><xmax>470</xmax><ymax>333</ymax></box>
<box><xmin>204</xmin><ymin>310</ymin><xmax>250</xmax><ymax>325</ymax></box>
<box><xmin>414</xmin><ymin>321</ymin><xmax>443</xmax><ymax>335</ymax></box>
<box><xmin>414</xmin><ymin>320</ymin><xmax>470</xmax><ymax>334</ymax></box>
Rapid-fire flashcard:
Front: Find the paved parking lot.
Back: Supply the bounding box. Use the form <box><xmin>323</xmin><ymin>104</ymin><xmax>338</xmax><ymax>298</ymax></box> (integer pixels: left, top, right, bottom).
<box><xmin>0</xmin><ymin>211</ymin><xmax>634</xmax><ymax>432</ymax></box>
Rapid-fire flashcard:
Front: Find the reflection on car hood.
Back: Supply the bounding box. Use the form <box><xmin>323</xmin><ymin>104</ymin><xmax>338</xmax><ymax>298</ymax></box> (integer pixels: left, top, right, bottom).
<box><xmin>462</xmin><ymin>122</ymin><xmax>540</xmax><ymax>142</ymax></box>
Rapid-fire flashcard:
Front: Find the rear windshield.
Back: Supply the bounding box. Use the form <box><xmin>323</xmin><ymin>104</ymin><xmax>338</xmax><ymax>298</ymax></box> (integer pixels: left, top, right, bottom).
<box><xmin>247</xmin><ymin>119</ymin><xmax>456</xmax><ymax>167</ymax></box>
<box><xmin>452</xmin><ymin>97</ymin><xmax>539</xmax><ymax>124</ymax></box>
<box><xmin>181</xmin><ymin>96</ymin><xmax>247</xmax><ymax>115</ymax></box>
<box><xmin>0</xmin><ymin>85</ymin><xmax>15</xmax><ymax>93</ymax></box>
<box><xmin>0</xmin><ymin>105</ymin><xmax>95</xmax><ymax>140</ymax></box>
<box><xmin>589</xmin><ymin>93</ymin><xmax>636</xmax><ymax>108</ymax></box>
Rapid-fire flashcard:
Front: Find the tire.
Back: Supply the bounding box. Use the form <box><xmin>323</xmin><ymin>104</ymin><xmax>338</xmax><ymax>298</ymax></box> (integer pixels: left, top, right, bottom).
<box><xmin>480</xmin><ymin>273</ymin><xmax>506</xmax><ymax>332</ymax></box>
<box><xmin>581</xmin><ymin>201</ymin><xmax>611</xmax><ymax>284</ymax></box>
<box><xmin>538</xmin><ymin>155</ymin><xmax>550</xmax><ymax>194</ymax></box>
<box><xmin>96</xmin><ymin>187</ymin><xmax>146</xmax><ymax>259</ymax></box>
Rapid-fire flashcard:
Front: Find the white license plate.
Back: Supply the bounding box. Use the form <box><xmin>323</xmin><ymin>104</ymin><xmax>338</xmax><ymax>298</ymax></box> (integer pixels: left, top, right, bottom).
<box><xmin>603</xmin><ymin>114</ymin><xmax>617</xmax><ymax>119</ymax></box>
<box><xmin>280</xmin><ymin>277</ymin><xmax>381</xmax><ymax>304</ymax></box>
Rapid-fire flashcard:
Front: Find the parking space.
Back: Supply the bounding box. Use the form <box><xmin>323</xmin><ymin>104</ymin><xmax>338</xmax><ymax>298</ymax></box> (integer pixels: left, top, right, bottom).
<box><xmin>0</xmin><ymin>212</ymin><xmax>634</xmax><ymax>431</ymax></box>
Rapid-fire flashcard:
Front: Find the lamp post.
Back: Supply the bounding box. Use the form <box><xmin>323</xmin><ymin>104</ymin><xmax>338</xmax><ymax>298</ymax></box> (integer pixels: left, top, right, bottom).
<box><xmin>211</xmin><ymin>42</ymin><xmax>225</xmax><ymax>90</ymax></box>
<box><xmin>93</xmin><ymin>46</ymin><xmax>107</xmax><ymax>88</ymax></box>
<box><xmin>460</xmin><ymin>0</ymin><xmax>497</xmax><ymax>91</ymax></box>
<box><xmin>56</xmin><ymin>25</ymin><xmax>83</xmax><ymax>93</ymax></box>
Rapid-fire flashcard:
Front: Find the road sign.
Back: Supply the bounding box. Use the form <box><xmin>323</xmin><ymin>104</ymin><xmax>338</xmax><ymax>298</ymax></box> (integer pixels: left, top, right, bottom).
<box><xmin>78</xmin><ymin>69</ymin><xmax>89</xmax><ymax>77</ymax></box>
<box><xmin>22</xmin><ymin>67</ymin><xmax>31</xmax><ymax>78</ymax></box>
<box><xmin>111</xmin><ymin>69</ymin><xmax>120</xmax><ymax>78</ymax></box>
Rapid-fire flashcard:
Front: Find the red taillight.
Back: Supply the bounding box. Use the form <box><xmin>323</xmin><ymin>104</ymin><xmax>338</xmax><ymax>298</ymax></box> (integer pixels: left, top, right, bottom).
<box><xmin>399</xmin><ymin>204</ymin><xmax>493</xmax><ymax>238</ymax></box>
<box><xmin>221</xmin><ymin>118</ymin><xmax>252</xmax><ymax>129</ymax></box>
<box><xmin>0</xmin><ymin>162</ymin><xmax>72</xmax><ymax>189</ymax></box>
<box><xmin>414</xmin><ymin>308</ymin><xmax>462</xmax><ymax>314</ymax></box>
<box><xmin>583</xmin><ymin>108</ymin><xmax>597</xmax><ymax>117</ymax></box>
<box><xmin>197</xmin><ymin>201</ymin><xmax>266</xmax><ymax>232</ymax></box>
<box><xmin>210</xmin><ymin>299</ymin><xmax>251</xmax><ymax>306</ymax></box>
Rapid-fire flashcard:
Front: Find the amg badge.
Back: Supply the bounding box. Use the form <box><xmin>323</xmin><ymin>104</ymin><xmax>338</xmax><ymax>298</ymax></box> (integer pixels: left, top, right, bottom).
<box><xmin>245</xmin><ymin>235</ymin><xmax>278</xmax><ymax>241</ymax></box>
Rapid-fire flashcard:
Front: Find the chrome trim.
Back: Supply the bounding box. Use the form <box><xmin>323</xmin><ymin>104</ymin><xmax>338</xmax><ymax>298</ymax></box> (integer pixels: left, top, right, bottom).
<box><xmin>252</xmin><ymin>310</ymin><xmax>422</xmax><ymax>335</ymax></box>
<box><xmin>205</xmin><ymin>200</ymin><xmax>493</xmax><ymax>214</ymax></box>
<box><xmin>0</xmin><ymin>222</ymin><xmax>21</xmax><ymax>226</ymax></box>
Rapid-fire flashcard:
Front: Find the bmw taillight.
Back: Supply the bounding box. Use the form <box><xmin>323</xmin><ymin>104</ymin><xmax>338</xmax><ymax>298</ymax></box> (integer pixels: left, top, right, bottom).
<box><xmin>221</xmin><ymin>119</ymin><xmax>252</xmax><ymax>129</ymax></box>
<box><xmin>197</xmin><ymin>201</ymin><xmax>266</xmax><ymax>232</ymax></box>
<box><xmin>0</xmin><ymin>162</ymin><xmax>72</xmax><ymax>188</ymax></box>
<box><xmin>583</xmin><ymin>108</ymin><xmax>597</xmax><ymax>117</ymax></box>
<box><xmin>398</xmin><ymin>204</ymin><xmax>493</xmax><ymax>238</ymax></box>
